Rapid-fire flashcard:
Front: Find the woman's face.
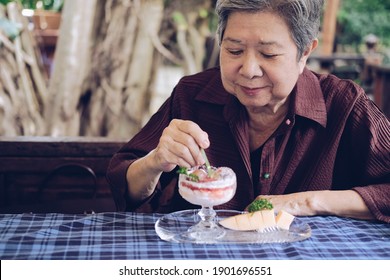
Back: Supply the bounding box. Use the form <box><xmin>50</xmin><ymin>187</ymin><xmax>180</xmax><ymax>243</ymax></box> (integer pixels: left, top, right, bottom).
<box><xmin>220</xmin><ymin>11</ymin><xmax>314</xmax><ymax>112</ymax></box>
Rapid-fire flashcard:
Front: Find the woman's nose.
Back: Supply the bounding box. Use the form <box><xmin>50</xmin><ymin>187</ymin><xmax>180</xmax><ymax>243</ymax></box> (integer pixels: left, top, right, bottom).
<box><xmin>239</xmin><ymin>53</ymin><xmax>263</xmax><ymax>79</ymax></box>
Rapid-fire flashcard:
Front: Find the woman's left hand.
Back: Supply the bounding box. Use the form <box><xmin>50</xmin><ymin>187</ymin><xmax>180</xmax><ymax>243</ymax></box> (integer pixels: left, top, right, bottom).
<box><xmin>250</xmin><ymin>192</ymin><xmax>316</xmax><ymax>216</ymax></box>
<box><xmin>249</xmin><ymin>190</ymin><xmax>375</xmax><ymax>220</ymax></box>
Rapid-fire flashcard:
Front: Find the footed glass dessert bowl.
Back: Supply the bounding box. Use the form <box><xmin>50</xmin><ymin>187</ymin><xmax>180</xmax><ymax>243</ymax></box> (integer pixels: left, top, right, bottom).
<box><xmin>176</xmin><ymin>165</ymin><xmax>237</xmax><ymax>243</ymax></box>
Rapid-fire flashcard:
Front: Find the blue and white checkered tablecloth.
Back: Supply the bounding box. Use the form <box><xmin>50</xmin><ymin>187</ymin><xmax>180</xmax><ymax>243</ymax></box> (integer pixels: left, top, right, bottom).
<box><xmin>0</xmin><ymin>212</ymin><xmax>389</xmax><ymax>260</ymax></box>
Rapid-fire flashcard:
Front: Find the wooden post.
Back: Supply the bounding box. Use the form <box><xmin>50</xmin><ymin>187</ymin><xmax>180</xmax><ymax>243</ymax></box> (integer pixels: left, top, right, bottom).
<box><xmin>321</xmin><ymin>0</ymin><xmax>340</xmax><ymax>55</ymax></box>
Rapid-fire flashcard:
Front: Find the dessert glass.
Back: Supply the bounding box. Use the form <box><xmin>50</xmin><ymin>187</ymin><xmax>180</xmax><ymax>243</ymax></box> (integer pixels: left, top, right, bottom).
<box><xmin>178</xmin><ymin>166</ymin><xmax>236</xmax><ymax>242</ymax></box>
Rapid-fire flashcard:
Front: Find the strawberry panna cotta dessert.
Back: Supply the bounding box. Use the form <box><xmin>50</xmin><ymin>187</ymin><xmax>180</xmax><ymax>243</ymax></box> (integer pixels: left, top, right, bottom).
<box><xmin>177</xmin><ymin>165</ymin><xmax>237</xmax><ymax>207</ymax></box>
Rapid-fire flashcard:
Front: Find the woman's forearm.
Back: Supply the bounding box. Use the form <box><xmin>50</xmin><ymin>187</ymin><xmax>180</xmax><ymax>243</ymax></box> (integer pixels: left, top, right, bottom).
<box><xmin>126</xmin><ymin>150</ymin><xmax>163</xmax><ymax>203</ymax></box>
<box><xmin>310</xmin><ymin>190</ymin><xmax>375</xmax><ymax>220</ymax></box>
<box><xmin>256</xmin><ymin>190</ymin><xmax>375</xmax><ymax>220</ymax></box>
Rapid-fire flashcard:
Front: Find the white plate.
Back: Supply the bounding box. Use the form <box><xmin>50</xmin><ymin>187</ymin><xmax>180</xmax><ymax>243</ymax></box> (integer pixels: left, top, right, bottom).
<box><xmin>155</xmin><ymin>209</ymin><xmax>311</xmax><ymax>244</ymax></box>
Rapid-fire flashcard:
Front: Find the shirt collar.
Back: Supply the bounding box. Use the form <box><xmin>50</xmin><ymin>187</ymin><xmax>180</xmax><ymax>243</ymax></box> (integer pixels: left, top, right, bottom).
<box><xmin>293</xmin><ymin>68</ymin><xmax>327</xmax><ymax>128</ymax></box>
<box><xmin>195</xmin><ymin>67</ymin><xmax>327</xmax><ymax>128</ymax></box>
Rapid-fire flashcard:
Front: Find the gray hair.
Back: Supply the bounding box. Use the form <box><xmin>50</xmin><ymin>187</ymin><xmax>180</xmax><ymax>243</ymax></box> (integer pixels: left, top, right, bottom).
<box><xmin>215</xmin><ymin>0</ymin><xmax>324</xmax><ymax>59</ymax></box>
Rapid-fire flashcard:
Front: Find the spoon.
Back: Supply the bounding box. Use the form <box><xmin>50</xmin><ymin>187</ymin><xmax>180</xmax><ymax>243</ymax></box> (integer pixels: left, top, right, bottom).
<box><xmin>200</xmin><ymin>148</ymin><xmax>213</xmax><ymax>177</ymax></box>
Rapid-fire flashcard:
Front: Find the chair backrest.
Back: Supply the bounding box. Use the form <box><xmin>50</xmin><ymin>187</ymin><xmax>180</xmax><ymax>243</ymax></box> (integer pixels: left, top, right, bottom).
<box><xmin>36</xmin><ymin>163</ymin><xmax>99</xmax><ymax>214</ymax></box>
<box><xmin>2</xmin><ymin>163</ymin><xmax>110</xmax><ymax>214</ymax></box>
<box><xmin>0</xmin><ymin>136</ymin><xmax>126</xmax><ymax>214</ymax></box>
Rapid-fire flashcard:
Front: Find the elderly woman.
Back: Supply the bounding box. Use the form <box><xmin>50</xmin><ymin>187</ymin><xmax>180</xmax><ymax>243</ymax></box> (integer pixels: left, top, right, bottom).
<box><xmin>107</xmin><ymin>0</ymin><xmax>390</xmax><ymax>223</ymax></box>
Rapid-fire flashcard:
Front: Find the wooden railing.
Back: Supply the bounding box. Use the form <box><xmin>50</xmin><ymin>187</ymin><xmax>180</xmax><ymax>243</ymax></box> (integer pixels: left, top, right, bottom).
<box><xmin>308</xmin><ymin>54</ymin><xmax>390</xmax><ymax>118</ymax></box>
<box><xmin>366</xmin><ymin>64</ymin><xmax>390</xmax><ymax>118</ymax></box>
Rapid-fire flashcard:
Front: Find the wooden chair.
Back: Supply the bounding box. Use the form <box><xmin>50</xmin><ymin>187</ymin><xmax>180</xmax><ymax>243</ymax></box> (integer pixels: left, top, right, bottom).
<box><xmin>0</xmin><ymin>136</ymin><xmax>125</xmax><ymax>214</ymax></box>
<box><xmin>2</xmin><ymin>163</ymin><xmax>110</xmax><ymax>214</ymax></box>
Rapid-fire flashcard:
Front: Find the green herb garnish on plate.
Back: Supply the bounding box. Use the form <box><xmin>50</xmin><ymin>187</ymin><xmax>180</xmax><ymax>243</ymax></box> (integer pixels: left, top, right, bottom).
<box><xmin>248</xmin><ymin>198</ymin><xmax>273</xmax><ymax>212</ymax></box>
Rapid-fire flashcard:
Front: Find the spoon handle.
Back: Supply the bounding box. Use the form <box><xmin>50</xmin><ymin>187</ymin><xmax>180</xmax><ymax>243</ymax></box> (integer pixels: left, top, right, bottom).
<box><xmin>201</xmin><ymin>148</ymin><xmax>212</xmax><ymax>176</ymax></box>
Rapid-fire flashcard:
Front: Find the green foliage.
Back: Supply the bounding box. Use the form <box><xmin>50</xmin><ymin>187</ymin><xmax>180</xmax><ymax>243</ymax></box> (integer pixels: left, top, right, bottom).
<box><xmin>0</xmin><ymin>18</ymin><xmax>20</xmax><ymax>39</ymax></box>
<box><xmin>0</xmin><ymin>0</ymin><xmax>63</xmax><ymax>11</ymax></box>
<box><xmin>337</xmin><ymin>0</ymin><xmax>390</xmax><ymax>48</ymax></box>
<box><xmin>172</xmin><ymin>11</ymin><xmax>187</xmax><ymax>30</ymax></box>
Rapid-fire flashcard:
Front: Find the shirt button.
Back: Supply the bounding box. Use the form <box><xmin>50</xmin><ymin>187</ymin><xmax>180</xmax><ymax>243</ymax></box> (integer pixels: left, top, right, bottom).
<box><xmin>263</xmin><ymin>173</ymin><xmax>270</xmax><ymax>179</ymax></box>
<box><xmin>285</xmin><ymin>119</ymin><xmax>291</xmax><ymax>125</ymax></box>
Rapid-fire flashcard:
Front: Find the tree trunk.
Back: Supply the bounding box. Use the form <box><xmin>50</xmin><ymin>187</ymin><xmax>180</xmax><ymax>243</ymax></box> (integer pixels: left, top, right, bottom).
<box><xmin>0</xmin><ymin>2</ymin><xmax>46</xmax><ymax>136</ymax></box>
<box><xmin>82</xmin><ymin>0</ymin><xmax>164</xmax><ymax>138</ymax></box>
<box><xmin>45</xmin><ymin>0</ymin><xmax>164</xmax><ymax>138</ymax></box>
<box><xmin>121</xmin><ymin>0</ymin><xmax>164</xmax><ymax>137</ymax></box>
<box><xmin>45</xmin><ymin>0</ymin><xmax>98</xmax><ymax>136</ymax></box>
<box><xmin>83</xmin><ymin>0</ymin><xmax>140</xmax><ymax>137</ymax></box>
<box><xmin>171</xmin><ymin>0</ymin><xmax>211</xmax><ymax>75</ymax></box>
<box><xmin>0</xmin><ymin>0</ymin><xmax>211</xmax><ymax>138</ymax></box>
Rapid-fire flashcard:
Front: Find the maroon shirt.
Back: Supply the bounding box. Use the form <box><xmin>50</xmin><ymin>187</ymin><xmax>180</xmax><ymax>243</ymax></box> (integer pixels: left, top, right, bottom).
<box><xmin>107</xmin><ymin>67</ymin><xmax>390</xmax><ymax>223</ymax></box>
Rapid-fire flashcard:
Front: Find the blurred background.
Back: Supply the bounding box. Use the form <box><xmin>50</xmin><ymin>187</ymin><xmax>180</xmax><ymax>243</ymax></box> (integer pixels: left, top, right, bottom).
<box><xmin>1</xmin><ymin>0</ymin><xmax>389</xmax><ymax>139</ymax></box>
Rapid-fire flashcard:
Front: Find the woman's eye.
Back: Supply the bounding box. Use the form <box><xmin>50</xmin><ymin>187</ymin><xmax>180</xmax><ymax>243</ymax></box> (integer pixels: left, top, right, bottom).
<box><xmin>262</xmin><ymin>53</ymin><xmax>278</xmax><ymax>59</ymax></box>
<box><xmin>228</xmin><ymin>49</ymin><xmax>242</xmax><ymax>56</ymax></box>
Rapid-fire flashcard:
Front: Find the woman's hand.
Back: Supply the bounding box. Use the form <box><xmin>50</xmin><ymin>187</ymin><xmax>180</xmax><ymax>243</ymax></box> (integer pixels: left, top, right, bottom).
<box><xmin>151</xmin><ymin>119</ymin><xmax>210</xmax><ymax>173</ymax></box>
<box><xmin>249</xmin><ymin>192</ymin><xmax>317</xmax><ymax>216</ymax></box>
<box><xmin>125</xmin><ymin>119</ymin><xmax>210</xmax><ymax>202</ymax></box>
<box><xmin>250</xmin><ymin>190</ymin><xmax>375</xmax><ymax>220</ymax></box>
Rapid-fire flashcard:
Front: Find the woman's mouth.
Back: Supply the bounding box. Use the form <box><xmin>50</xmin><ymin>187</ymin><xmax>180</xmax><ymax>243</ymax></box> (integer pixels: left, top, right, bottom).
<box><xmin>240</xmin><ymin>85</ymin><xmax>265</xmax><ymax>96</ymax></box>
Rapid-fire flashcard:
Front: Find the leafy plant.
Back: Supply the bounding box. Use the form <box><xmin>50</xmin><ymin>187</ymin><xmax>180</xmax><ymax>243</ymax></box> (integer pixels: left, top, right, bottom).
<box><xmin>337</xmin><ymin>0</ymin><xmax>390</xmax><ymax>49</ymax></box>
<box><xmin>0</xmin><ymin>0</ymin><xmax>63</xmax><ymax>11</ymax></box>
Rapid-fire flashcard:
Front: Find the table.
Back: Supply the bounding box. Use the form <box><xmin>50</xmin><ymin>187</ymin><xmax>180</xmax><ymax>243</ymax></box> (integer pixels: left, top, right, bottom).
<box><xmin>0</xmin><ymin>212</ymin><xmax>389</xmax><ymax>260</ymax></box>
